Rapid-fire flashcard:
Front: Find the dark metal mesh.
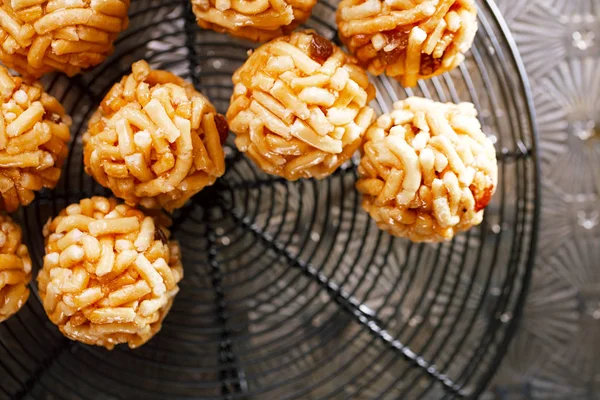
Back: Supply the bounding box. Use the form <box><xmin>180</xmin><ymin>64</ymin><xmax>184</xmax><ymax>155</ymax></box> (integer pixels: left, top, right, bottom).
<box><xmin>0</xmin><ymin>0</ymin><xmax>539</xmax><ymax>398</ymax></box>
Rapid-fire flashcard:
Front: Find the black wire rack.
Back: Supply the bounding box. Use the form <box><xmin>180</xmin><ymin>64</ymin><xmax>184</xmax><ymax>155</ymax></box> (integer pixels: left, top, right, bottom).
<box><xmin>0</xmin><ymin>0</ymin><xmax>540</xmax><ymax>398</ymax></box>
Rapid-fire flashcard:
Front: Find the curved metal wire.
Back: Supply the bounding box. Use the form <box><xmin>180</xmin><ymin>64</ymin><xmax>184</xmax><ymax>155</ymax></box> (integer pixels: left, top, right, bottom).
<box><xmin>0</xmin><ymin>0</ymin><xmax>540</xmax><ymax>398</ymax></box>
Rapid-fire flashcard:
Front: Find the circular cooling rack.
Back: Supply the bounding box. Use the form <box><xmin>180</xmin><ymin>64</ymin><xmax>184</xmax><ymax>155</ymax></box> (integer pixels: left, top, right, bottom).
<box><xmin>0</xmin><ymin>0</ymin><xmax>539</xmax><ymax>399</ymax></box>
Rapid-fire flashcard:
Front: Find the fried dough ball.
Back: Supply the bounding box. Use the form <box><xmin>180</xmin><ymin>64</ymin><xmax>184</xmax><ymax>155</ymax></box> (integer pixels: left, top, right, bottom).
<box><xmin>356</xmin><ymin>97</ymin><xmax>497</xmax><ymax>242</ymax></box>
<box><xmin>0</xmin><ymin>65</ymin><xmax>71</xmax><ymax>212</ymax></box>
<box><xmin>37</xmin><ymin>197</ymin><xmax>183</xmax><ymax>349</ymax></box>
<box><xmin>337</xmin><ymin>0</ymin><xmax>477</xmax><ymax>87</ymax></box>
<box><xmin>227</xmin><ymin>31</ymin><xmax>376</xmax><ymax>180</ymax></box>
<box><xmin>191</xmin><ymin>0</ymin><xmax>317</xmax><ymax>42</ymax></box>
<box><xmin>83</xmin><ymin>60</ymin><xmax>227</xmax><ymax>212</ymax></box>
<box><xmin>0</xmin><ymin>214</ymin><xmax>31</xmax><ymax>323</ymax></box>
<box><xmin>0</xmin><ymin>0</ymin><xmax>130</xmax><ymax>77</ymax></box>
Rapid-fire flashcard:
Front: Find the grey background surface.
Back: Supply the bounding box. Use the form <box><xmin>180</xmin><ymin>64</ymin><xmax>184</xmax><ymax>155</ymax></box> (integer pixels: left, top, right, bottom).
<box><xmin>0</xmin><ymin>1</ymin><xmax>595</xmax><ymax>398</ymax></box>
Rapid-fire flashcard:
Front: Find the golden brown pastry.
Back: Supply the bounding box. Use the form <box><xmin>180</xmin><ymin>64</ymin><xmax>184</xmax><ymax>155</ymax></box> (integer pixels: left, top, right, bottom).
<box><xmin>83</xmin><ymin>60</ymin><xmax>227</xmax><ymax>212</ymax></box>
<box><xmin>0</xmin><ymin>214</ymin><xmax>31</xmax><ymax>322</ymax></box>
<box><xmin>0</xmin><ymin>65</ymin><xmax>71</xmax><ymax>212</ymax></box>
<box><xmin>37</xmin><ymin>197</ymin><xmax>183</xmax><ymax>349</ymax></box>
<box><xmin>227</xmin><ymin>31</ymin><xmax>376</xmax><ymax>180</ymax></box>
<box><xmin>337</xmin><ymin>0</ymin><xmax>477</xmax><ymax>87</ymax></box>
<box><xmin>0</xmin><ymin>0</ymin><xmax>130</xmax><ymax>77</ymax></box>
<box><xmin>356</xmin><ymin>97</ymin><xmax>497</xmax><ymax>242</ymax></box>
<box><xmin>190</xmin><ymin>0</ymin><xmax>317</xmax><ymax>42</ymax></box>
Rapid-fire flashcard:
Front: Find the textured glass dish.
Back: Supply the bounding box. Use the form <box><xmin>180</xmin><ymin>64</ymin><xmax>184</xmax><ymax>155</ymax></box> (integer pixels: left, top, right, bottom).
<box><xmin>489</xmin><ymin>1</ymin><xmax>600</xmax><ymax>399</ymax></box>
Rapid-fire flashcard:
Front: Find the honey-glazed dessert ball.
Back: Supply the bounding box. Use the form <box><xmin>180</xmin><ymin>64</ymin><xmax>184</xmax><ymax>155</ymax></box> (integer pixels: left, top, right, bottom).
<box><xmin>0</xmin><ymin>65</ymin><xmax>71</xmax><ymax>212</ymax></box>
<box><xmin>337</xmin><ymin>0</ymin><xmax>477</xmax><ymax>87</ymax></box>
<box><xmin>356</xmin><ymin>97</ymin><xmax>497</xmax><ymax>242</ymax></box>
<box><xmin>0</xmin><ymin>0</ymin><xmax>130</xmax><ymax>77</ymax></box>
<box><xmin>37</xmin><ymin>197</ymin><xmax>183</xmax><ymax>349</ymax></box>
<box><xmin>83</xmin><ymin>60</ymin><xmax>227</xmax><ymax>212</ymax></box>
<box><xmin>0</xmin><ymin>214</ymin><xmax>31</xmax><ymax>322</ymax></box>
<box><xmin>191</xmin><ymin>0</ymin><xmax>317</xmax><ymax>42</ymax></box>
<box><xmin>227</xmin><ymin>31</ymin><xmax>376</xmax><ymax>180</ymax></box>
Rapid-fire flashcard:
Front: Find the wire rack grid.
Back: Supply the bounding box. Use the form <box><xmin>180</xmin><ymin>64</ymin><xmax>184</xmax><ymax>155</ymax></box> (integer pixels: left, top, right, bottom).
<box><xmin>0</xmin><ymin>0</ymin><xmax>539</xmax><ymax>398</ymax></box>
